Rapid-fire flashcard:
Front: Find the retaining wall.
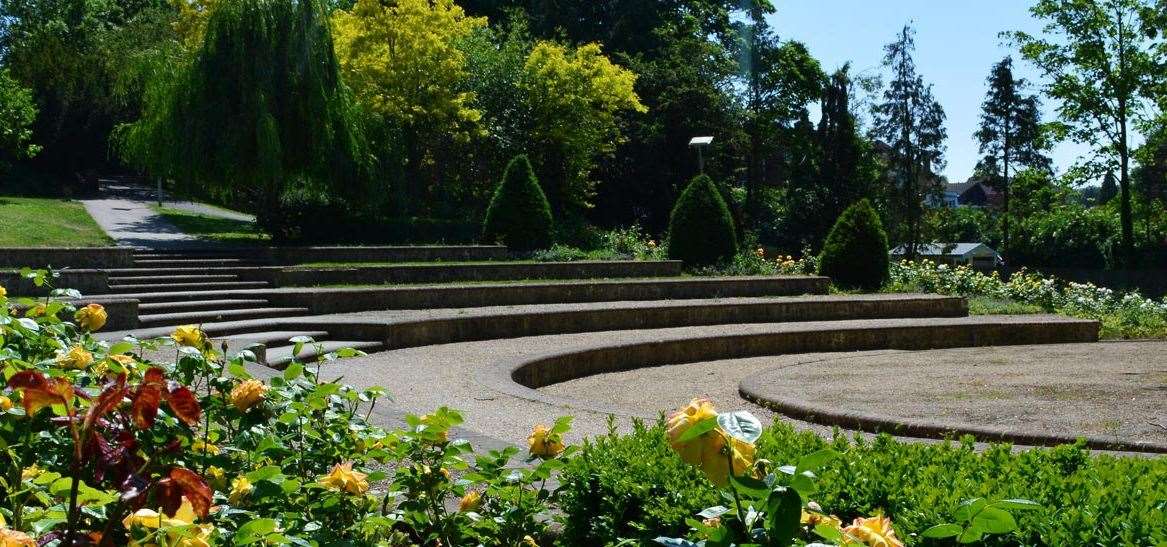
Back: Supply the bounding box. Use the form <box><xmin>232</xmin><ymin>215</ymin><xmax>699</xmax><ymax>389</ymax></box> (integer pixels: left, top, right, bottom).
<box><xmin>272</xmin><ymin>260</ymin><xmax>685</xmax><ymax>287</ymax></box>
<box><xmin>263</xmin><ymin>276</ymin><xmax>830</xmax><ymax>314</ymax></box>
<box><xmin>0</xmin><ymin>269</ymin><xmax>109</xmax><ymax>296</ymax></box>
<box><xmin>0</xmin><ymin>247</ymin><xmax>135</xmax><ymax>268</ymax></box>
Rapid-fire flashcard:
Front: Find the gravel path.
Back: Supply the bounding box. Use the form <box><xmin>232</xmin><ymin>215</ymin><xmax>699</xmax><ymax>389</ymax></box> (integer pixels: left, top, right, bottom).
<box><xmin>548</xmin><ymin>341</ymin><xmax>1167</xmax><ymax>447</ymax></box>
<box><xmin>81</xmin><ymin>182</ymin><xmax>252</xmax><ymax>248</ymax></box>
<box><xmin>314</xmin><ymin>323</ymin><xmax>876</xmax><ymax>446</ymax></box>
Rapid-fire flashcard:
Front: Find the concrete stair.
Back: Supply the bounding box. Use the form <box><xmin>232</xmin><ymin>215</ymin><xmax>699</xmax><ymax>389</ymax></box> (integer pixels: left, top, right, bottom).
<box><xmin>107</xmin><ymin>281</ymin><xmax>271</xmax><ymax>293</ymax></box>
<box><xmin>137</xmin><ymin>307</ymin><xmax>311</xmax><ymax>328</ymax></box>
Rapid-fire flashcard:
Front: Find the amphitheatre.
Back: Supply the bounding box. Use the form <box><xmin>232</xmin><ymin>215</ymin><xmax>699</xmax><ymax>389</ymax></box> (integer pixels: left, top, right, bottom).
<box><xmin>6</xmin><ymin>184</ymin><xmax>1163</xmax><ymax>456</ymax></box>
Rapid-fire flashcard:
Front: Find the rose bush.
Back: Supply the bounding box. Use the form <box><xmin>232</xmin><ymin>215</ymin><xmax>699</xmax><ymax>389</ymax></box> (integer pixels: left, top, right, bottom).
<box><xmin>0</xmin><ymin>271</ymin><xmax>576</xmax><ymax>545</ymax></box>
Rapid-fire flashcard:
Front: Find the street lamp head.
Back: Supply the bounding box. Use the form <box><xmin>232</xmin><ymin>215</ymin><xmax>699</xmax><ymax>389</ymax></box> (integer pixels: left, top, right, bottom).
<box><xmin>689</xmin><ymin>136</ymin><xmax>714</xmax><ymax>147</ymax></box>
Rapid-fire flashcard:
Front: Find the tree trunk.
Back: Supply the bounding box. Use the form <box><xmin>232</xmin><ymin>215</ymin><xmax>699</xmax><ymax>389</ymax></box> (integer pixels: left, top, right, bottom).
<box><xmin>1119</xmin><ymin>98</ymin><xmax>1134</xmax><ymax>267</ymax></box>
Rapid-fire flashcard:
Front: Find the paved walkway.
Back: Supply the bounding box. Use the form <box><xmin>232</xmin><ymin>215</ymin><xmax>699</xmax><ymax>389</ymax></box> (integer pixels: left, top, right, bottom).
<box><xmin>81</xmin><ymin>182</ymin><xmax>252</xmax><ymax>249</ymax></box>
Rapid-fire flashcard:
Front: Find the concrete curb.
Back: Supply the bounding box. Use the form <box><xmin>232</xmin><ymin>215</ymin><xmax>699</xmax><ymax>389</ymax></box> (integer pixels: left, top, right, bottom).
<box><xmin>473</xmin><ymin>316</ymin><xmax>1123</xmax><ymax>449</ymax></box>
<box><xmin>738</xmin><ymin>381</ymin><xmax>1167</xmax><ymax>454</ymax></box>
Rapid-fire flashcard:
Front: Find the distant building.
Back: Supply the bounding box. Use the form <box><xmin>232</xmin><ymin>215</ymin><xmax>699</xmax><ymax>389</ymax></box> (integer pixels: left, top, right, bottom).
<box><xmin>890</xmin><ymin>242</ymin><xmax>1002</xmax><ymax>269</ymax></box>
<box><xmin>938</xmin><ymin>179</ymin><xmax>1003</xmax><ymax>208</ymax></box>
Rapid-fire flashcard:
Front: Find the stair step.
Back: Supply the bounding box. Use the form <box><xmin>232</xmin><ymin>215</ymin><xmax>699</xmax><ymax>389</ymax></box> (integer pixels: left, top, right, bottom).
<box><xmin>138</xmin><ymin>307</ymin><xmax>311</xmax><ymax>328</ymax></box>
<box><xmin>109</xmin><ymin>274</ymin><xmax>240</xmax><ymax>284</ymax></box>
<box><xmin>106</xmin><ymin>281</ymin><xmax>270</xmax><ymax>293</ymax></box>
<box><xmin>107</xmin><ymin>267</ymin><xmax>270</xmax><ymax>276</ymax></box>
<box><xmin>138</xmin><ymin>299</ymin><xmax>272</xmax><ymax>313</ymax></box>
<box><xmin>132</xmin><ymin>259</ymin><xmax>265</xmax><ymax>267</ymax></box>
<box><xmin>264</xmin><ymin>340</ymin><xmax>383</xmax><ymax>369</ymax></box>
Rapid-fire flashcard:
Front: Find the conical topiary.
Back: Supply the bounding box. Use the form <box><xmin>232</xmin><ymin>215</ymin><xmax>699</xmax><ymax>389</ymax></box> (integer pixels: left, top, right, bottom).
<box><xmin>667</xmin><ymin>174</ymin><xmax>738</xmax><ymax>266</ymax></box>
<box><xmin>482</xmin><ymin>155</ymin><xmax>554</xmax><ymax>251</ymax></box>
<box><xmin>817</xmin><ymin>198</ymin><xmax>889</xmax><ymax>290</ymax></box>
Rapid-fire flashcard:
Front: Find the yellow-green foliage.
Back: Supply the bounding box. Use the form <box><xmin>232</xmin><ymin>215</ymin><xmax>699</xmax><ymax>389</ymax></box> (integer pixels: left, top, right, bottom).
<box><xmin>521</xmin><ymin>41</ymin><xmax>646</xmax><ymax>211</ymax></box>
<box><xmin>331</xmin><ymin>0</ymin><xmax>486</xmax><ymax>141</ymax></box>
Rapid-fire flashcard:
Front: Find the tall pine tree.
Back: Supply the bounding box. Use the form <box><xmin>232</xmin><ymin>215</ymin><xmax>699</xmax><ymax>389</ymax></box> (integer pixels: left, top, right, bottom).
<box><xmin>871</xmin><ymin>24</ymin><xmax>947</xmax><ymax>259</ymax></box>
<box><xmin>735</xmin><ymin>4</ymin><xmax>823</xmax><ymax>229</ymax></box>
<box><xmin>815</xmin><ymin>64</ymin><xmax>870</xmax><ymax>237</ymax></box>
<box><xmin>975</xmin><ymin>56</ymin><xmax>1049</xmax><ymax>259</ymax></box>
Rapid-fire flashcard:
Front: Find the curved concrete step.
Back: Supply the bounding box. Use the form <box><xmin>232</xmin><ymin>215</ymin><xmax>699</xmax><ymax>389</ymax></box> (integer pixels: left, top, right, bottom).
<box><xmin>265</xmin><ymin>340</ymin><xmax>384</xmax><ymax>369</ymax></box>
<box><xmin>138</xmin><ymin>299</ymin><xmax>272</xmax><ymax>313</ymax></box>
<box><xmin>109</xmin><ymin>274</ymin><xmax>241</xmax><ymax>284</ymax></box>
<box><xmin>106</xmin><ymin>281</ymin><xmax>270</xmax><ymax>293</ymax></box>
<box><xmin>138</xmin><ymin>307</ymin><xmax>311</xmax><ymax>328</ymax></box>
<box><xmin>132</xmin><ymin>259</ymin><xmax>266</xmax><ymax>268</ymax></box>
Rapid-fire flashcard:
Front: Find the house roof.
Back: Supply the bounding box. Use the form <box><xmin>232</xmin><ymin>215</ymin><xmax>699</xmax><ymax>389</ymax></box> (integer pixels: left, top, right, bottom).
<box><xmin>890</xmin><ymin>243</ymin><xmax>999</xmax><ymax>257</ymax></box>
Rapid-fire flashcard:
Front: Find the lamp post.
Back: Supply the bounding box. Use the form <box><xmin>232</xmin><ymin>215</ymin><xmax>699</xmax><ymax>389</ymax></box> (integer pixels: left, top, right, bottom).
<box><xmin>689</xmin><ymin>136</ymin><xmax>713</xmax><ymax>174</ymax></box>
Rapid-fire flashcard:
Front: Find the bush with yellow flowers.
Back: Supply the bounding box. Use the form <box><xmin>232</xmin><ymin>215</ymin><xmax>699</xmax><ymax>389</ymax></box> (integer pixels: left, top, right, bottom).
<box><xmin>0</xmin><ymin>270</ymin><xmax>585</xmax><ymax>545</ymax></box>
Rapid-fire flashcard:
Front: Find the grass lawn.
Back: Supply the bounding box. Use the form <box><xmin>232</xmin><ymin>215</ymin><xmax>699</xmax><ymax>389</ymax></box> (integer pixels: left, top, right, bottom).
<box><xmin>153</xmin><ymin>206</ymin><xmax>268</xmax><ymax>245</ymax></box>
<box><xmin>0</xmin><ymin>196</ymin><xmax>112</xmax><ymax>247</ymax></box>
<box><xmin>967</xmin><ymin>296</ymin><xmax>1046</xmax><ymax>315</ymax></box>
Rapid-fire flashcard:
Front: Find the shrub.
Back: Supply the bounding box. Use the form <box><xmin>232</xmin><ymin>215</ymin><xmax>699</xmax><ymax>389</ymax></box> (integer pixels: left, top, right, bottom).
<box><xmin>666</xmin><ymin>174</ymin><xmax>738</xmax><ymax>266</ymax></box>
<box><xmin>482</xmin><ymin>154</ymin><xmax>554</xmax><ymax>251</ymax></box>
<box><xmin>817</xmin><ymin>198</ymin><xmax>889</xmax><ymax>290</ymax></box>
<box><xmin>558</xmin><ymin>419</ymin><xmax>1167</xmax><ymax>546</ymax></box>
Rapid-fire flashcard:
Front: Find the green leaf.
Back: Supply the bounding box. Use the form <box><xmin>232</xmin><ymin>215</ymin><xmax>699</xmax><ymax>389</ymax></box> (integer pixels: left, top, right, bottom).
<box><xmin>716</xmin><ymin>411</ymin><xmax>762</xmax><ymax>444</ymax></box>
<box><xmin>921</xmin><ymin>523</ymin><xmax>963</xmax><ymax>539</ymax></box>
<box><xmin>992</xmin><ymin>498</ymin><xmax>1041</xmax><ymax>511</ymax></box>
<box><xmin>765</xmin><ymin>486</ymin><xmax>802</xmax><ymax>547</ymax></box>
<box><xmin>675</xmin><ymin>416</ymin><xmax>718</xmax><ymax>443</ymax></box>
<box><xmin>108</xmin><ymin>341</ymin><xmax>134</xmax><ymax>355</ymax></box>
<box><xmin>795</xmin><ymin>449</ymin><xmax>838</xmax><ymax>474</ymax></box>
<box><xmin>234</xmin><ymin>518</ymin><xmax>280</xmax><ymax>545</ymax></box>
<box><xmin>813</xmin><ymin>523</ymin><xmax>843</xmax><ymax>542</ymax></box>
<box><xmin>971</xmin><ymin>506</ymin><xmax>1017</xmax><ymax>534</ymax></box>
<box><xmin>729</xmin><ymin>473</ymin><xmax>770</xmax><ymax>499</ymax></box>
<box><xmin>957</xmin><ymin>525</ymin><xmax>985</xmax><ymax>544</ymax></box>
<box><xmin>953</xmin><ymin>498</ymin><xmax>988</xmax><ymax>523</ymax></box>
<box><xmin>283</xmin><ymin>362</ymin><xmax>304</xmax><ymax>380</ymax></box>
<box><xmin>227</xmin><ymin>361</ymin><xmax>250</xmax><ymax>378</ymax></box>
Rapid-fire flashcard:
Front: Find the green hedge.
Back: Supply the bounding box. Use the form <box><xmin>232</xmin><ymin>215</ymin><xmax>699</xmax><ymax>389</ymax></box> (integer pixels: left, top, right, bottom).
<box><xmin>482</xmin><ymin>154</ymin><xmax>554</xmax><ymax>251</ymax></box>
<box><xmin>818</xmin><ymin>198</ymin><xmax>889</xmax><ymax>290</ymax></box>
<box><xmin>557</xmin><ymin>420</ymin><xmax>1167</xmax><ymax>546</ymax></box>
<box><xmin>666</xmin><ymin>174</ymin><xmax>738</xmax><ymax>266</ymax></box>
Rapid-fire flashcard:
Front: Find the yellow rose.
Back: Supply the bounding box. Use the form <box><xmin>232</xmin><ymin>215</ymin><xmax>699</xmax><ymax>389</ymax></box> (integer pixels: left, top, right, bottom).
<box><xmin>439</xmin><ymin>467</ymin><xmax>451</xmax><ymax>481</ymax></box>
<box><xmin>122</xmin><ymin>498</ymin><xmax>213</xmax><ymax>547</ymax></box>
<box><xmin>458</xmin><ymin>490</ymin><xmax>482</xmax><ymax>512</ymax></box>
<box><xmin>74</xmin><ymin>303</ymin><xmax>107</xmax><ymax>332</ymax></box>
<box><xmin>191</xmin><ymin>440</ymin><xmax>220</xmax><ymax>456</ymax></box>
<box><xmin>802</xmin><ymin>510</ymin><xmax>843</xmax><ymax>530</ymax></box>
<box><xmin>842</xmin><ymin>516</ymin><xmax>905</xmax><ymax>547</ymax></box>
<box><xmin>0</xmin><ymin>526</ymin><xmax>35</xmax><ymax>547</ymax></box>
<box><xmin>0</xmin><ymin>286</ymin><xmax>6</xmax><ymax>298</ymax></box>
<box><xmin>229</xmin><ymin>379</ymin><xmax>268</xmax><ymax>412</ymax></box>
<box><xmin>20</xmin><ymin>466</ymin><xmax>42</xmax><ymax>481</ymax></box>
<box><xmin>521</xmin><ymin>535</ymin><xmax>539</xmax><ymax>547</ymax></box>
<box><xmin>0</xmin><ymin>396</ymin><xmax>11</xmax><ymax>412</ymax></box>
<box><xmin>527</xmin><ymin>424</ymin><xmax>565</xmax><ymax>459</ymax></box>
<box><xmin>228</xmin><ymin>476</ymin><xmax>253</xmax><ymax>506</ymax></box>
<box><xmin>109</xmin><ymin>354</ymin><xmax>136</xmax><ymax>369</ymax></box>
<box><xmin>666</xmin><ymin>398</ymin><xmax>754</xmax><ymax>487</ymax></box>
<box><xmin>56</xmin><ymin>346</ymin><xmax>94</xmax><ymax>370</ymax></box>
<box><xmin>205</xmin><ymin>466</ymin><xmax>227</xmax><ymax>491</ymax></box>
<box><xmin>320</xmin><ymin>462</ymin><xmax>368</xmax><ymax>495</ymax></box>
<box><xmin>171</xmin><ymin>325</ymin><xmax>205</xmax><ymax>348</ymax></box>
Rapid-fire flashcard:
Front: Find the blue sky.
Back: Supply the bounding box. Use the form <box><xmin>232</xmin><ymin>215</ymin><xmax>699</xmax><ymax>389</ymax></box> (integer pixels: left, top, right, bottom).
<box><xmin>767</xmin><ymin>0</ymin><xmax>1096</xmax><ymax>183</ymax></box>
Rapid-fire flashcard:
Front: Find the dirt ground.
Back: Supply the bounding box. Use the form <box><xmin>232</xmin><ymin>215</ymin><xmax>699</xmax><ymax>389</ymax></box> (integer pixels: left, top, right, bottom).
<box><xmin>544</xmin><ymin>341</ymin><xmax>1167</xmax><ymax>446</ymax></box>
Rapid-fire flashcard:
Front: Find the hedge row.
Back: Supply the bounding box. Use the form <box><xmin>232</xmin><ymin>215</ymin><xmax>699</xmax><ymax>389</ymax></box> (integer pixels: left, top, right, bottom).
<box><xmin>557</xmin><ymin>420</ymin><xmax>1167</xmax><ymax>546</ymax></box>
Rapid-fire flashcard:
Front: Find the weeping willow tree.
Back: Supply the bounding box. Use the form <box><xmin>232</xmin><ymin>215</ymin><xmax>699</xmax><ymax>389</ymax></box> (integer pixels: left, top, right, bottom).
<box><xmin>118</xmin><ymin>0</ymin><xmax>365</xmax><ymax>236</ymax></box>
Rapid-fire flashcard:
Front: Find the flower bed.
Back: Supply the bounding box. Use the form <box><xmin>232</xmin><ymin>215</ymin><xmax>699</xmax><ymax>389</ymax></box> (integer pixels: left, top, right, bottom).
<box><xmin>3</xmin><ymin>273</ymin><xmax>1164</xmax><ymax>546</ymax></box>
<box><xmin>888</xmin><ymin>260</ymin><xmax>1167</xmax><ymax>338</ymax></box>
